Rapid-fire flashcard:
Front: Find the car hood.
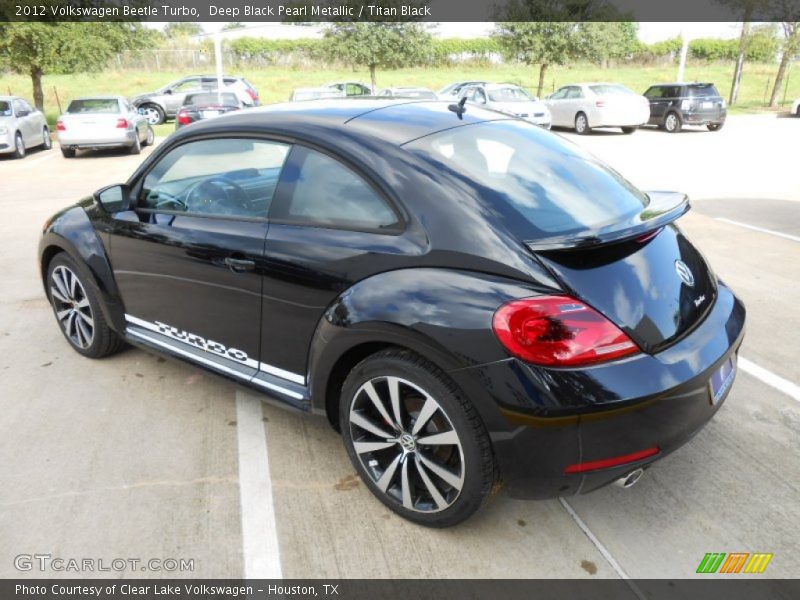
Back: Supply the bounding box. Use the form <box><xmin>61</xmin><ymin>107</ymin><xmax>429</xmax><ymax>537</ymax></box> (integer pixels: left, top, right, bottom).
<box><xmin>0</xmin><ymin>115</ymin><xmax>18</xmax><ymax>125</ymax></box>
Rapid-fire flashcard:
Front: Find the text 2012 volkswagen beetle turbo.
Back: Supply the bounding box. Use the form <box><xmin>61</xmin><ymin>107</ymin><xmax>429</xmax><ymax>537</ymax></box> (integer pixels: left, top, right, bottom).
<box><xmin>39</xmin><ymin>100</ymin><xmax>745</xmax><ymax>527</ymax></box>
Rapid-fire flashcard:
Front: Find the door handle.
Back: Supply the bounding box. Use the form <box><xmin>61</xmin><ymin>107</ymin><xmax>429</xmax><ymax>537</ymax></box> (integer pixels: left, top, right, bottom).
<box><xmin>224</xmin><ymin>256</ymin><xmax>255</xmax><ymax>272</ymax></box>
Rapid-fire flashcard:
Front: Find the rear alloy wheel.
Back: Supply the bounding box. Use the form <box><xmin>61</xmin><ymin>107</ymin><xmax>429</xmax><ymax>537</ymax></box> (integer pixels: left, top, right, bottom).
<box><xmin>129</xmin><ymin>133</ymin><xmax>141</xmax><ymax>155</ymax></box>
<box><xmin>707</xmin><ymin>123</ymin><xmax>724</xmax><ymax>132</ymax></box>
<box><xmin>143</xmin><ymin>126</ymin><xmax>155</xmax><ymax>146</ymax></box>
<box><xmin>12</xmin><ymin>133</ymin><xmax>25</xmax><ymax>159</ymax></box>
<box><xmin>664</xmin><ymin>112</ymin><xmax>682</xmax><ymax>133</ymax></box>
<box><xmin>140</xmin><ymin>104</ymin><xmax>165</xmax><ymax>126</ymax></box>
<box><xmin>41</xmin><ymin>127</ymin><xmax>52</xmax><ymax>150</ymax></box>
<box><xmin>47</xmin><ymin>254</ymin><xmax>126</xmax><ymax>358</ymax></box>
<box><xmin>621</xmin><ymin>126</ymin><xmax>637</xmax><ymax>134</ymax></box>
<box><xmin>340</xmin><ymin>349</ymin><xmax>496</xmax><ymax>527</ymax></box>
<box><xmin>575</xmin><ymin>112</ymin><xmax>590</xmax><ymax>135</ymax></box>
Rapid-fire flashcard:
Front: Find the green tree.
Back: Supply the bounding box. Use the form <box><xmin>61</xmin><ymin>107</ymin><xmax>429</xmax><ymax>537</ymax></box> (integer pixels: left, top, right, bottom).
<box><xmin>222</xmin><ymin>22</ymin><xmax>247</xmax><ymax>32</ymax></box>
<box><xmin>324</xmin><ymin>22</ymin><xmax>432</xmax><ymax>90</ymax></box>
<box><xmin>0</xmin><ymin>22</ymin><xmax>147</xmax><ymax>111</ymax></box>
<box><xmin>577</xmin><ymin>22</ymin><xmax>639</xmax><ymax>67</ymax></box>
<box><xmin>163</xmin><ymin>22</ymin><xmax>204</xmax><ymax>38</ymax></box>
<box><xmin>769</xmin><ymin>20</ymin><xmax>800</xmax><ymax>107</ymax></box>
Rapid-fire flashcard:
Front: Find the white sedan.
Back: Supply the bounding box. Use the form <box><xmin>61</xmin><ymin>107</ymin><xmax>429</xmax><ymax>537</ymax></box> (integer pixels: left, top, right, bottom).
<box><xmin>546</xmin><ymin>83</ymin><xmax>650</xmax><ymax>134</ymax></box>
<box><xmin>792</xmin><ymin>98</ymin><xmax>800</xmax><ymax>117</ymax></box>
<box><xmin>459</xmin><ymin>83</ymin><xmax>551</xmax><ymax>129</ymax></box>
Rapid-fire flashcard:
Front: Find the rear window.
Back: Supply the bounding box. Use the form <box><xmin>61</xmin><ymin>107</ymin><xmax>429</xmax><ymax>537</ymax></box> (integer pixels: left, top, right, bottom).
<box><xmin>66</xmin><ymin>99</ymin><xmax>119</xmax><ymax>114</ymax></box>
<box><xmin>488</xmin><ymin>87</ymin><xmax>534</xmax><ymax>102</ymax></box>
<box><xmin>589</xmin><ymin>84</ymin><xmax>635</xmax><ymax>95</ymax></box>
<box><xmin>184</xmin><ymin>93</ymin><xmax>239</xmax><ymax>107</ymax></box>
<box><xmin>395</xmin><ymin>90</ymin><xmax>437</xmax><ymax>99</ymax></box>
<box><xmin>407</xmin><ymin>120</ymin><xmax>648</xmax><ymax>240</ymax></box>
<box><xmin>687</xmin><ymin>84</ymin><xmax>719</xmax><ymax>98</ymax></box>
<box><xmin>0</xmin><ymin>101</ymin><xmax>11</xmax><ymax>116</ymax></box>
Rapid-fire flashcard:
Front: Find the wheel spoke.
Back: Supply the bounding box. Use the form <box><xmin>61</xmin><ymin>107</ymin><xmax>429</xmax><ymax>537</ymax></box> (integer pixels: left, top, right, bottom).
<box><xmin>363</xmin><ymin>381</ymin><xmax>395</xmax><ymax>429</ymax></box>
<box><xmin>418</xmin><ymin>452</ymin><xmax>462</xmax><ymax>491</ymax></box>
<box><xmin>415</xmin><ymin>455</ymin><xmax>448</xmax><ymax>510</ymax></box>
<box><xmin>354</xmin><ymin>440</ymin><xmax>396</xmax><ymax>454</ymax></box>
<box><xmin>50</xmin><ymin>287</ymin><xmax>69</xmax><ymax>304</ymax></box>
<box><xmin>76</xmin><ymin>310</ymin><xmax>93</xmax><ymax>328</ymax></box>
<box><xmin>76</xmin><ymin>317</ymin><xmax>92</xmax><ymax>346</ymax></box>
<box><xmin>76</xmin><ymin>298</ymin><xmax>90</xmax><ymax>309</ymax></box>
<box><xmin>53</xmin><ymin>270</ymin><xmax>70</xmax><ymax>300</ymax></box>
<box><xmin>350</xmin><ymin>411</ymin><xmax>394</xmax><ymax>440</ymax></box>
<box><xmin>375</xmin><ymin>453</ymin><xmax>402</xmax><ymax>492</ymax></box>
<box><xmin>56</xmin><ymin>308</ymin><xmax>72</xmax><ymax>322</ymax></box>
<box><xmin>401</xmin><ymin>457</ymin><xmax>413</xmax><ymax>509</ymax></box>
<box><xmin>411</xmin><ymin>395</ymin><xmax>439</xmax><ymax>435</ymax></box>
<box><xmin>66</xmin><ymin>311</ymin><xmax>78</xmax><ymax>341</ymax></box>
<box><xmin>387</xmin><ymin>376</ymin><xmax>404</xmax><ymax>430</ymax></box>
<box><xmin>417</xmin><ymin>430</ymin><xmax>460</xmax><ymax>446</ymax></box>
<box><xmin>68</xmin><ymin>269</ymin><xmax>78</xmax><ymax>298</ymax></box>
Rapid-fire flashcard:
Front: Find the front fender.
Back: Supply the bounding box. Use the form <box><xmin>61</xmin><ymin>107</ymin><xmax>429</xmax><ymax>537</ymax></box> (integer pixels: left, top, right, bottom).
<box><xmin>307</xmin><ymin>267</ymin><xmax>557</xmax><ymax>432</ymax></box>
<box><xmin>38</xmin><ymin>200</ymin><xmax>126</xmax><ymax>335</ymax></box>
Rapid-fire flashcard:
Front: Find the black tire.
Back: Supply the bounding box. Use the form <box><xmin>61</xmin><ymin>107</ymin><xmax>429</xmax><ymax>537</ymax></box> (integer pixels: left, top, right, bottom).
<box><xmin>621</xmin><ymin>126</ymin><xmax>637</xmax><ymax>134</ymax></box>
<box><xmin>140</xmin><ymin>103</ymin><xmax>165</xmax><ymax>126</ymax></box>
<box><xmin>129</xmin><ymin>133</ymin><xmax>141</xmax><ymax>155</ymax></box>
<box><xmin>574</xmin><ymin>112</ymin><xmax>591</xmax><ymax>135</ymax></box>
<box><xmin>41</xmin><ymin>127</ymin><xmax>52</xmax><ymax>150</ymax></box>
<box><xmin>12</xmin><ymin>132</ymin><xmax>25</xmax><ymax>159</ymax></box>
<box><xmin>61</xmin><ymin>147</ymin><xmax>76</xmax><ymax>158</ymax></box>
<box><xmin>339</xmin><ymin>348</ymin><xmax>497</xmax><ymax>527</ymax></box>
<box><xmin>796</xmin><ymin>105</ymin><xmax>800</xmax><ymax>117</ymax></box>
<box><xmin>46</xmin><ymin>253</ymin><xmax>127</xmax><ymax>359</ymax></box>
<box><xmin>707</xmin><ymin>122</ymin><xmax>724</xmax><ymax>132</ymax></box>
<box><xmin>143</xmin><ymin>126</ymin><xmax>155</xmax><ymax>147</ymax></box>
<box><xmin>664</xmin><ymin>111</ymin><xmax>682</xmax><ymax>133</ymax></box>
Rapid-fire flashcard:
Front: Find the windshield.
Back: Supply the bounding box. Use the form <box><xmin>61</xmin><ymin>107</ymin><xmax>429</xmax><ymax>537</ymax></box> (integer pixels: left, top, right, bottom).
<box><xmin>688</xmin><ymin>84</ymin><xmax>720</xmax><ymax>98</ymax></box>
<box><xmin>67</xmin><ymin>99</ymin><xmax>120</xmax><ymax>114</ymax></box>
<box><xmin>0</xmin><ymin>101</ymin><xmax>11</xmax><ymax>116</ymax></box>
<box><xmin>488</xmin><ymin>87</ymin><xmax>534</xmax><ymax>102</ymax></box>
<box><xmin>184</xmin><ymin>93</ymin><xmax>239</xmax><ymax>107</ymax></box>
<box><xmin>589</xmin><ymin>84</ymin><xmax>635</xmax><ymax>96</ymax></box>
<box><xmin>407</xmin><ymin>120</ymin><xmax>648</xmax><ymax>240</ymax></box>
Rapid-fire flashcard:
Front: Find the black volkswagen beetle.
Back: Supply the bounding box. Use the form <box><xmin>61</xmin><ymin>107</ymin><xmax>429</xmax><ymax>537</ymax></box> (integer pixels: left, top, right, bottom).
<box><xmin>39</xmin><ymin>100</ymin><xmax>745</xmax><ymax>527</ymax></box>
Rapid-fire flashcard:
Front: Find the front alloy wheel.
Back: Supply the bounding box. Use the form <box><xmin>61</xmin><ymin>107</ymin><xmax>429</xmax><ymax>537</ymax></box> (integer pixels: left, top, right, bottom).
<box><xmin>341</xmin><ymin>350</ymin><xmax>496</xmax><ymax>527</ymax></box>
<box><xmin>50</xmin><ymin>265</ymin><xmax>94</xmax><ymax>349</ymax></box>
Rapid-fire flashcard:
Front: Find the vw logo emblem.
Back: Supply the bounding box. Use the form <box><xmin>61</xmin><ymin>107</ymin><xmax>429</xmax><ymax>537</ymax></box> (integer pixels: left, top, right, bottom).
<box><xmin>399</xmin><ymin>433</ymin><xmax>416</xmax><ymax>453</ymax></box>
<box><xmin>675</xmin><ymin>260</ymin><xmax>695</xmax><ymax>287</ymax></box>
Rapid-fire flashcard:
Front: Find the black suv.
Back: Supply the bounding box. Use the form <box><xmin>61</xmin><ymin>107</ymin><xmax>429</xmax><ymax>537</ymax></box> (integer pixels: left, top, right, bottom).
<box><xmin>644</xmin><ymin>83</ymin><xmax>726</xmax><ymax>132</ymax></box>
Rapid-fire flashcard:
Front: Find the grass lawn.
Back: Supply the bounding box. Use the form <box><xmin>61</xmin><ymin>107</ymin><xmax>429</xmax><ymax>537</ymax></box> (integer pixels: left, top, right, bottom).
<box><xmin>2</xmin><ymin>60</ymin><xmax>797</xmax><ymax>136</ymax></box>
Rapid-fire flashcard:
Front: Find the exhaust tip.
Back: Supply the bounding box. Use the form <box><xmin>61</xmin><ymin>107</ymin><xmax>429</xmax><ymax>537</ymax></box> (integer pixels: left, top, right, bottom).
<box><xmin>615</xmin><ymin>468</ymin><xmax>644</xmax><ymax>489</ymax></box>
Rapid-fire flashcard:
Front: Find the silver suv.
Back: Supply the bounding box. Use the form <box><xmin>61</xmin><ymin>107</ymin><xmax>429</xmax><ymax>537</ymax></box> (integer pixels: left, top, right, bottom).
<box><xmin>131</xmin><ymin>75</ymin><xmax>260</xmax><ymax>125</ymax></box>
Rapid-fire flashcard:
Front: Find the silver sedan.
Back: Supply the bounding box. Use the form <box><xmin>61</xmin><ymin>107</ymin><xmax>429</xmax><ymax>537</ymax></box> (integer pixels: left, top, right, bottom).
<box><xmin>546</xmin><ymin>83</ymin><xmax>651</xmax><ymax>134</ymax></box>
<box><xmin>56</xmin><ymin>96</ymin><xmax>153</xmax><ymax>158</ymax></box>
<box><xmin>0</xmin><ymin>96</ymin><xmax>52</xmax><ymax>159</ymax></box>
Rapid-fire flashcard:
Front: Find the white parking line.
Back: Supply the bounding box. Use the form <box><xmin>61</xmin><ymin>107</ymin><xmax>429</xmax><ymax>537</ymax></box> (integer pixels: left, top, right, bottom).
<box><xmin>236</xmin><ymin>391</ymin><xmax>283</xmax><ymax>578</ymax></box>
<box><xmin>715</xmin><ymin>218</ymin><xmax>800</xmax><ymax>243</ymax></box>
<box><xmin>559</xmin><ymin>498</ymin><xmax>645</xmax><ymax>599</ymax></box>
<box><xmin>5</xmin><ymin>150</ymin><xmax>57</xmax><ymax>169</ymax></box>
<box><xmin>739</xmin><ymin>357</ymin><xmax>800</xmax><ymax>403</ymax></box>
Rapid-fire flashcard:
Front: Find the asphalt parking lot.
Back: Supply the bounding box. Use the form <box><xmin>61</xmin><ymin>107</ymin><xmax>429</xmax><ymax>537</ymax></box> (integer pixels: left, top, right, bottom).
<box><xmin>1</xmin><ymin>115</ymin><xmax>798</xmax><ymax>581</ymax></box>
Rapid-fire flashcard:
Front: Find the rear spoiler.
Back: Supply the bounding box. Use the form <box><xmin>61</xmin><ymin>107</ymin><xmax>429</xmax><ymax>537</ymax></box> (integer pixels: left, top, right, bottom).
<box><xmin>525</xmin><ymin>191</ymin><xmax>689</xmax><ymax>252</ymax></box>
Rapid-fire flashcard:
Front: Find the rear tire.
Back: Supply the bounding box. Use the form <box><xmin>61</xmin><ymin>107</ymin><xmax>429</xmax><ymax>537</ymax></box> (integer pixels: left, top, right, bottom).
<box><xmin>12</xmin><ymin>133</ymin><xmax>25</xmax><ymax>159</ymax></box>
<box><xmin>41</xmin><ymin>127</ymin><xmax>52</xmax><ymax>150</ymax></box>
<box><xmin>46</xmin><ymin>253</ymin><xmax>127</xmax><ymax>359</ymax></box>
<box><xmin>61</xmin><ymin>147</ymin><xmax>76</xmax><ymax>158</ymax></box>
<box><xmin>339</xmin><ymin>348</ymin><xmax>497</xmax><ymax>527</ymax></box>
<box><xmin>143</xmin><ymin>126</ymin><xmax>155</xmax><ymax>146</ymax></box>
<box><xmin>621</xmin><ymin>126</ymin><xmax>637</xmax><ymax>134</ymax></box>
<box><xmin>664</xmin><ymin>112</ymin><xmax>682</xmax><ymax>133</ymax></box>
<box><xmin>707</xmin><ymin>122</ymin><xmax>724</xmax><ymax>132</ymax></box>
<box><xmin>575</xmin><ymin>112</ymin><xmax>591</xmax><ymax>135</ymax></box>
<box><xmin>129</xmin><ymin>134</ymin><xmax>141</xmax><ymax>155</ymax></box>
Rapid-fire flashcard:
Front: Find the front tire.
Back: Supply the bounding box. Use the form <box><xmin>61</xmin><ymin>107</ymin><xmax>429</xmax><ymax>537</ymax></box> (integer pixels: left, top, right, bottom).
<box><xmin>340</xmin><ymin>349</ymin><xmax>496</xmax><ymax>527</ymax></box>
<box><xmin>47</xmin><ymin>253</ymin><xmax>126</xmax><ymax>358</ymax></box>
<box><xmin>140</xmin><ymin>103</ymin><xmax>165</xmax><ymax>126</ymax></box>
<box><xmin>621</xmin><ymin>126</ymin><xmax>637</xmax><ymax>134</ymax></box>
<box><xmin>575</xmin><ymin>112</ymin><xmax>591</xmax><ymax>135</ymax></box>
<box><xmin>664</xmin><ymin>112</ymin><xmax>682</xmax><ymax>133</ymax></box>
<box><xmin>12</xmin><ymin>133</ymin><xmax>25</xmax><ymax>159</ymax></box>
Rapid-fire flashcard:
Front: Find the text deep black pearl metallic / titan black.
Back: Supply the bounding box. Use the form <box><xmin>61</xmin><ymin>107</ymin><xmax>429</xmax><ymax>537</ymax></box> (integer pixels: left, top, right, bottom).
<box><xmin>39</xmin><ymin>99</ymin><xmax>745</xmax><ymax>527</ymax></box>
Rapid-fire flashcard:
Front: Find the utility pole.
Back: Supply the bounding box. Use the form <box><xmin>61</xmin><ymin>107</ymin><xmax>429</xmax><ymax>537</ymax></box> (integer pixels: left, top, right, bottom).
<box><xmin>677</xmin><ymin>34</ymin><xmax>690</xmax><ymax>83</ymax></box>
<box><xmin>214</xmin><ymin>32</ymin><xmax>224</xmax><ymax>103</ymax></box>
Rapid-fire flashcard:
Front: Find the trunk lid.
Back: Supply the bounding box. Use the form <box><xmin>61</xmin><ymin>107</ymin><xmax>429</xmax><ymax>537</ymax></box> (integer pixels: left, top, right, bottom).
<box><xmin>533</xmin><ymin>222</ymin><xmax>717</xmax><ymax>354</ymax></box>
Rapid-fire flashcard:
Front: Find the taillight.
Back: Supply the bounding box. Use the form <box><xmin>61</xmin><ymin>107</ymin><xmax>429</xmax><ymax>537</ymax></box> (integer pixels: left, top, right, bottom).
<box><xmin>177</xmin><ymin>109</ymin><xmax>191</xmax><ymax>125</ymax></box>
<box><xmin>116</xmin><ymin>118</ymin><xmax>128</xmax><ymax>129</ymax></box>
<box><xmin>492</xmin><ymin>296</ymin><xmax>639</xmax><ymax>366</ymax></box>
<box><xmin>595</xmin><ymin>100</ymin><xmax>606</xmax><ymax>107</ymax></box>
<box><xmin>564</xmin><ymin>446</ymin><xmax>660</xmax><ymax>474</ymax></box>
<box><xmin>56</xmin><ymin>120</ymin><xmax>66</xmax><ymax>131</ymax></box>
<box><xmin>246</xmin><ymin>88</ymin><xmax>258</xmax><ymax>101</ymax></box>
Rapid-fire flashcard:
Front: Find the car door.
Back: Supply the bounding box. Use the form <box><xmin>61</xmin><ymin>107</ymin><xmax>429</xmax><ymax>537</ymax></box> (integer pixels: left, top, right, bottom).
<box><xmin>106</xmin><ymin>137</ymin><xmax>291</xmax><ymax>382</ymax></box>
<box><xmin>644</xmin><ymin>86</ymin><xmax>667</xmax><ymax>123</ymax></box>
<box><xmin>546</xmin><ymin>87</ymin><xmax>569</xmax><ymax>126</ymax></box>
<box><xmin>13</xmin><ymin>99</ymin><xmax>35</xmax><ymax>146</ymax></box>
<box><xmin>258</xmin><ymin>145</ymin><xmax>406</xmax><ymax>388</ymax></box>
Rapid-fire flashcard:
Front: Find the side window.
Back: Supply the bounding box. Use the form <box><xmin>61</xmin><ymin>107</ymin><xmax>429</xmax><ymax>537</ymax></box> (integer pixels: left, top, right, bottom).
<box><xmin>474</xmin><ymin>89</ymin><xmax>487</xmax><ymax>104</ymax></box>
<box><xmin>172</xmin><ymin>78</ymin><xmax>201</xmax><ymax>93</ymax></box>
<box><xmin>20</xmin><ymin>99</ymin><xmax>34</xmax><ymax>112</ymax></box>
<box><xmin>645</xmin><ymin>87</ymin><xmax>662</xmax><ymax>99</ymax></box>
<box><xmin>139</xmin><ymin>138</ymin><xmax>291</xmax><ymax>218</ymax></box>
<box><xmin>666</xmin><ymin>87</ymin><xmax>680</xmax><ymax>99</ymax></box>
<box><xmin>566</xmin><ymin>87</ymin><xmax>583</xmax><ymax>99</ymax></box>
<box><xmin>272</xmin><ymin>147</ymin><xmax>399</xmax><ymax>231</ymax></box>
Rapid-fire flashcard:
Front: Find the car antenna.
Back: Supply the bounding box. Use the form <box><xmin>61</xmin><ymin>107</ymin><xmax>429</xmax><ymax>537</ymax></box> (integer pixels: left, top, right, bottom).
<box><xmin>448</xmin><ymin>96</ymin><xmax>467</xmax><ymax>120</ymax></box>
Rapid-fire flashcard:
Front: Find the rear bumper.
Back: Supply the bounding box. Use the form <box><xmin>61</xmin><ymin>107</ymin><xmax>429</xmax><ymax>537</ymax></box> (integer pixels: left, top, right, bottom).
<box><xmin>462</xmin><ymin>282</ymin><xmax>745</xmax><ymax>499</ymax></box>
<box><xmin>683</xmin><ymin>110</ymin><xmax>726</xmax><ymax>126</ymax></box>
<box><xmin>58</xmin><ymin>131</ymin><xmax>136</xmax><ymax>149</ymax></box>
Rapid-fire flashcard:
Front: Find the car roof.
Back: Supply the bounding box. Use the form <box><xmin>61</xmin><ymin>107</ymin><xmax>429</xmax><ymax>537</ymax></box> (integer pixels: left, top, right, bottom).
<box><xmin>178</xmin><ymin>99</ymin><xmax>506</xmax><ymax>147</ymax></box>
<box><xmin>69</xmin><ymin>95</ymin><xmax>125</xmax><ymax>101</ymax></box>
<box><xmin>649</xmin><ymin>82</ymin><xmax>714</xmax><ymax>87</ymax></box>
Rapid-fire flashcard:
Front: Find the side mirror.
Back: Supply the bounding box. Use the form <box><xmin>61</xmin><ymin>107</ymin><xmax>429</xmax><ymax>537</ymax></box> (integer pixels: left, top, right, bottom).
<box><xmin>94</xmin><ymin>184</ymin><xmax>131</xmax><ymax>213</ymax></box>
<box><xmin>16</xmin><ymin>109</ymin><xmax>30</xmax><ymax>117</ymax></box>
<box><xmin>164</xmin><ymin>89</ymin><xmax>173</xmax><ymax>95</ymax></box>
